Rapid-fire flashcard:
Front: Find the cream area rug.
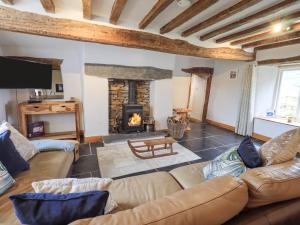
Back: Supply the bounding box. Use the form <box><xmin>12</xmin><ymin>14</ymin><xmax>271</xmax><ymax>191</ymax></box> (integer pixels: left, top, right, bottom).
<box><xmin>97</xmin><ymin>139</ymin><xmax>201</xmax><ymax>178</ymax></box>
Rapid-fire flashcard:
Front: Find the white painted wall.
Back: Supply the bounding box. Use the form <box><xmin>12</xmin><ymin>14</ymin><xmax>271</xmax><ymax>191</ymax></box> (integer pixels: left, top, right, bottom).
<box><xmin>254</xmin><ymin>118</ymin><xmax>296</xmax><ymax>138</ymax></box>
<box><xmin>207</xmin><ymin>60</ymin><xmax>249</xmax><ymax>126</ymax></box>
<box><xmin>150</xmin><ymin>79</ymin><xmax>173</xmax><ymax>130</ymax></box>
<box><xmin>0</xmin><ymin>42</ymin><xmax>84</xmax><ymax>132</ymax></box>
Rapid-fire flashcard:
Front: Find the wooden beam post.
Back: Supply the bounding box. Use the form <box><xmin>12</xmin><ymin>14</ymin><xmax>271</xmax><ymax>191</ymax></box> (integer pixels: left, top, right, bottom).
<box><xmin>202</xmin><ymin>76</ymin><xmax>212</xmax><ymax>122</ymax></box>
<box><xmin>255</xmin><ymin>37</ymin><xmax>300</xmax><ymax>51</ymax></box>
<box><xmin>0</xmin><ymin>7</ymin><xmax>254</xmax><ymax>61</ymax></box>
<box><xmin>110</xmin><ymin>0</ymin><xmax>128</xmax><ymax>24</ymax></box>
<box><xmin>182</xmin><ymin>0</ymin><xmax>262</xmax><ymax>37</ymax></box>
<box><xmin>82</xmin><ymin>0</ymin><xmax>92</xmax><ymax>20</ymax></box>
<box><xmin>40</xmin><ymin>0</ymin><xmax>55</xmax><ymax>13</ymax></box>
<box><xmin>139</xmin><ymin>0</ymin><xmax>174</xmax><ymax>29</ymax></box>
<box><xmin>160</xmin><ymin>0</ymin><xmax>219</xmax><ymax>34</ymax></box>
<box><xmin>200</xmin><ymin>0</ymin><xmax>298</xmax><ymax>41</ymax></box>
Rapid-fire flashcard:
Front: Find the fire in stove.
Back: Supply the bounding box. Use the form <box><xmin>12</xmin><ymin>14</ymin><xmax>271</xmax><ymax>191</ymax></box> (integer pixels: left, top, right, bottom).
<box><xmin>128</xmin><ymin>113</ymin><xmax>142</xmax><ymax>126</ymax></box>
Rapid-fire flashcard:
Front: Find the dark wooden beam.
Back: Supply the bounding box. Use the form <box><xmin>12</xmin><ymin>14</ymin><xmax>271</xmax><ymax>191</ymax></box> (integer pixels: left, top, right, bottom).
<box><xmin>40</xmin><ymin>0</ymin><xmax>55</xmax><ymax>13</ymax></box>
<box><xmin>257</xmin><ymin>55</ymin><xmax>300</xmax><ymax>65</ymax></box>
<box><xmin>182</xmin><ymin>0</ymin><xmax>262</xmax><ymax>37</ymax></box>
<box><xmin>202</xmin><ymin>76</ymin><xmax>212</xmax><ymax>122</ymax></box>
<box><xmin>1</xmin><ymin>0</ymin><xmax>13</xmax><ymax>5</ymax></box>
<box><xmin>230</xmin><ymin>31</ymin><xmax>272</xmax><ymax>46</ymax></box>
<box><xmin>231</xmin><ymin>21</ymin><xmax>300</xmax><ymax>46</ymax></box>
<box><xmin>110</xmin><ymin>0</ymin><xmax>128</xmax><ymax>24</ymax></box>
<box><xmin>160</xmin><ymin>0</ymin><xmax>219</xmax><ymax>34</ymax></box>
<box><xmin>200</xmin><ymin>0</ymin><xmax>298</xmax><ymax>41</ymax></box>
<box><xmin>6</xmin><ymin>56</ymin><xmax>63</xmax><ymax>70</ymax></box>
<box><xmin>0</xmin><ymin>7</ymin><xmax>254</xmax><ymax>61</ymax></box>
<box><xmin>255</xmin><ymin>37</ymin><xmax>300</xmax><ymax>51</ymax></box>
<box><xmin>139</xmin><ymin>0</ymin><xmax>174</xmax><ymax>29</ymax></box>
<box><xmin>216</xmin><ymin>10</ymin><xmax>300</xmax><ymax>43</ymax></box>
<box><xmin>82</xmin><ymin>0</ymin><xmax>92</xmax><ymax>20</ymax></box>
<box><xmin>181</xmin><ymin>67</ymin><xmax>214</xmax><ymax>78</ymax></box>
<box><xmin>242</xmin><ymin>31</ymin><xmax>300</xmax><ymax>49</ymax></box>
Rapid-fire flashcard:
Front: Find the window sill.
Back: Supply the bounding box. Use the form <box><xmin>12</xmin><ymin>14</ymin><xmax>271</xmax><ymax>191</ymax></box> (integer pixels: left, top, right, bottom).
<box><xmin>255</xmin><ymin>116</ymin><xmax>300</xmax><ymax>127</ymax></box>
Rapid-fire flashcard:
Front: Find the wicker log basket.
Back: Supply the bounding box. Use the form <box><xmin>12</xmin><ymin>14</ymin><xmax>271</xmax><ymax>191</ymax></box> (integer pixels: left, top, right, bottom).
<box><xmin>167</xmin><ymin>116</ymin><xmax>187</xmax><ymax>140</ymax></box>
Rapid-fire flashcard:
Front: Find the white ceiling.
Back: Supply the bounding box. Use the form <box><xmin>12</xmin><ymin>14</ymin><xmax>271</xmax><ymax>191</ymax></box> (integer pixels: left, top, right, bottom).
<box><xmin>0</xmin><ymin>0</ymin><xmax>300</xmax><ymax>50</ymax></box>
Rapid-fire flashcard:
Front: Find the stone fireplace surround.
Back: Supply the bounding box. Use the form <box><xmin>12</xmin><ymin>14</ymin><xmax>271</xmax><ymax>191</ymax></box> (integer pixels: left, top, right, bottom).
<box><xmin>85</xmin><ymin>63</ymin><xmax>173</xmax><ymax>134</ymax></box>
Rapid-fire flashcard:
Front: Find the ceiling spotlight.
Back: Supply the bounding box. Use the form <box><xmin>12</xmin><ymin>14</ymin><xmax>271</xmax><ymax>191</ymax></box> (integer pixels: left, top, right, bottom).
<box><xmin>273</xmin><ymin>23</ymin><xmax>282</xmax><ymax>33</ymax></box>
<box><xmin>176</xmin><ymin>0</ymin><xmax>192</xmax><ymax>7</ymax></box>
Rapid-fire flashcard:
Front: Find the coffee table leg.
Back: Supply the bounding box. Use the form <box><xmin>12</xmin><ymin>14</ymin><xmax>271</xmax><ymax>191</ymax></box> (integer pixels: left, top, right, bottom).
<box><xmin>170</xmin><ymin>144</ymin><xmax>173</xmax><ymax>154</ymax></box>
<box><xmin>151</xmin><ymin>146</ymin><xmax>155</xmax><ymax>157</ymax></box>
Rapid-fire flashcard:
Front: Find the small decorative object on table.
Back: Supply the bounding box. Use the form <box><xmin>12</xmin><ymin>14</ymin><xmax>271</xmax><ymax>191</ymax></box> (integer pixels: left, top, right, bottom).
<box><xmin>27</xmin><ymin>121</ymin><xmax>45</xmax><ymax>138</ymax></box>
<box><xmin>128</xmin><ymin>137</ymin><xmax>177</xmax><ymax>159</ymax></box>
<box><xmin>167</xmin><ymin>116</ymin><xmax>187</xmax><ymax>140</ymax></box>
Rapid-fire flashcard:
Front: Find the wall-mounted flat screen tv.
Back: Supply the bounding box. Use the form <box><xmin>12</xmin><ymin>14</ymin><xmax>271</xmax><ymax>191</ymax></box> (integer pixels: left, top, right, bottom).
<box><xmin>0</xmin><ymin>57</ymin><xmax>52</xmax><ymax>89</ymax></box>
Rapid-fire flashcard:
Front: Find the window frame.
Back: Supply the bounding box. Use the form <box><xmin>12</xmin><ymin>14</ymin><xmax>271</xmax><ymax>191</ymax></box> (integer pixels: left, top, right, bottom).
<box><xmin>273</xmin><ymin>65</ymin><xmax>300</xmax><ymax>121</ymax></box>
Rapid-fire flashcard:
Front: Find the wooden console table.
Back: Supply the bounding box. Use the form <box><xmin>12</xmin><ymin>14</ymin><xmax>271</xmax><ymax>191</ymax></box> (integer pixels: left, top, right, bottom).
<box><xmin>18</xmin><ymin>101</ymin><xmax>81</xmax><ymax>141</ymax></box>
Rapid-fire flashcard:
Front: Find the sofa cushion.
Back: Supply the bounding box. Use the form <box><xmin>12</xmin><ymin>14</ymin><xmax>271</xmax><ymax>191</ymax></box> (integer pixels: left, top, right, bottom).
<box><xmin>107</xmin><ymin>172</ymin><xmax>182</xmax><ymax>213</ymax></box>
<box><xmin>0</xmin><ymin>161</ymin><xmax>15</xmax><ymax>196</ymax></box>
<box><xmin>70</xmin><ymin>176</ymin><xmax>248</xmax><ymax>225</ymax></box>
<box><xmin>0</xmin><ymin>151</ymin><xmax>74</xmax><ymax>225</ymax></box>
<box><xmin>170</xmin><ymin>161</ymin><xmax>209</xmax><ymax>189</ymax></box>
<box><xmin>0</xmin><ymin>130</ymin><xmax>30</xmax><ymax>177</ymax></box>
<box><xmin>237</xmin><ymin>136</ymin><xmax>262</xmax><ymax>168</ymax></box>
<box><xmin>241</xmin><ymin>159</ymin><xmax>300</xmax><ymax>208</ymax></box>
<box><xmin>10</xmin><ymin>191</ymin><xmax>109</xmax><ymax>225</ymax></box>
<box><xmin>259</xmin><ymin>128</ymin><xmax>300</xmax><ymax>166</ymax></box>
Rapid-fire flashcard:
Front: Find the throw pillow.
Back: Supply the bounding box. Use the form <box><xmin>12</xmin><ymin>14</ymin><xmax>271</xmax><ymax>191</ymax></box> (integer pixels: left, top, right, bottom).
<box><xmin>31</xmin><ymin>139</ymin><xmax>79</xmax><ymax>152</ymax></box>
<box><xmin>0</xmin><ymin>122</ymin><xmax>38</xmax><ymax>161</ymax></box>
<box><xmin>259</xmin><ymin>128</ymin><xmax>300</xmax><ymax>166</ymax></box>
<box><xmin>10</xmin><ymin>191</ymin><xmax>109</xmax><ymax>225</ymax></box>
<box><xmin>0</xmin><ymin>130</ymin><xmax>29</xmax><ymax>177</ymax></box>
<box><xmin>32</xmin><ymin>177</ymin><xmax>117</xmax><ymax>214</ymax></box>
<box><xmin>237</xmin><ymin>136</ymin><xmax>262</xmax><ymax>168</ymax></box>
<box><xmin>0</xmin><ymin>161</ymin><xmax>15</xmax><ymax>196</ymax></box>
<box><xmin>203</xmin><ymin>147</ymin><xmax>247</xmax><ymax>180</ymax></box>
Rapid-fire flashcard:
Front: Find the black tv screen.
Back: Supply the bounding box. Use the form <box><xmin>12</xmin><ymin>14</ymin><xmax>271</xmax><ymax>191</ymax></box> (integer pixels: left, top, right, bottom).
<box><xmin>0</xmin><ymin>57</ymin><xmax>52</xmax><ymax>89</ymax></box>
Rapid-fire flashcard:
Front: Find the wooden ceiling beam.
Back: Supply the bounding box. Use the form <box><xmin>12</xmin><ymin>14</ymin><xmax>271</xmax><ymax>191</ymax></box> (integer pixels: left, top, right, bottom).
<box><xmin>110</xmin><ymin>0</ymin><xmax>128</xmax><ymax>25</ymax></box>
<box><xmin>1</xmin><ymin>0</ymin><xmax>13</xmax><ymax>5</ymax></box>
<box><xmin>82</xmin><ymin>0</ymin><xmax>92</xmax><ymax>20</ymax></box>
<box><xmin>200</xmin><ymin>0</ymin><xmax>298</xmax><ymax>41</ymax></box>
<box><xmin>160</xmin><ymin>0</ymin><xmax>219</xmax><ymax>34</ymax></box>
<box><xmin>216</xmin><ymin>10</ymin><xmax>300</xmax><ymax>43</ymax></box>
<box><xmin>255</xmin><ymin>37</ymin><xmax>300</xmax><ymax>51</ymax></box>
<box><xmin>0</xmin><ymin>7</ymin><xmax>254</xmax><ymax>61</ymax></box>
<box><xmin>182</xmin><ymin>0</ymin><xmax>262</xmax><ymax>37</ymax></box>
<box><xmin>257</xmin><ymin>55</ymin><xmax>300</xmax><ymax>65</ymax></box>
<box><xmin>231</xmin><ymin>21</ymin><xmax>300</xmax><ymax>46</ymax></box>
<box><xmin>40</xmin><ymin>0</ymin><xmax>55</xmax><ymax>13</ymax></box>
<box><xmin>242</xmin><ymin>30</ymin><xmax>300</xmax><ymax>49</ymax></box>
<box><xmin>139</xmin><ymin>0</ymin><xmax>174</xmax><ymax>29</ymax></box>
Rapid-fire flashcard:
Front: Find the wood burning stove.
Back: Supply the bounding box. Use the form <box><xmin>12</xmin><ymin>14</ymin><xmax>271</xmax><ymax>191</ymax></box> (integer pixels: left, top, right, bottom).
<box><xmin>122</xmin><ymin>80</ymin><xmax>144</xmax><ymax>132</ymax></box>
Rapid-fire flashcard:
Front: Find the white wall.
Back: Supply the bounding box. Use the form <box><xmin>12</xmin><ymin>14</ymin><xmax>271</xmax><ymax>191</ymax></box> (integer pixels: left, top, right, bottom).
<box><xmin>254</xmin><ymin>118</ymin><xmax>296</xmax><ymax>138</ymax></box>
<box><xmin>207</xmin><ymin>60</ymin><xmax>249</xmax><ymax>126</ymax></box>
<box><xmin>0</xmin><ymin>42</ymin><xmax>84</xmax><ymax>132</ymax></box>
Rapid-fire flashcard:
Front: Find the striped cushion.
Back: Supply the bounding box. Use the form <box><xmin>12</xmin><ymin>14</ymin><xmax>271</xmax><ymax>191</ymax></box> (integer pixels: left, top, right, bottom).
<box><xmin>0</xmin><ymin>161</ymin><xmax>15</xmax><ymax>195</ymax></box>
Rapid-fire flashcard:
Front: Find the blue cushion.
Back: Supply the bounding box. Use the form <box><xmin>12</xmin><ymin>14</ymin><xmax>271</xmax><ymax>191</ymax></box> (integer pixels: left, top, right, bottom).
<box><xmin>10</xmin><ymin>191</ymin><xmax>109</xmax><ymax>225</ymax></box>
<box><xmin>0</xmin><ymin>161</ymin><xmax>15</xmax><ymax>196</ymax></box>
<box><xmin>0</xmin><ymin>130</ymin><xmax>29</xmax><ymax>177</ymax></box>
<box><xmin>31</xmin><ymin>139</ymin><xmax>76</xmax><ymax>152</ymax></box>
<box><xmin>237</xmin><ymin>136</ymin><xmax>262</xmax><ymax>168</ymax></box>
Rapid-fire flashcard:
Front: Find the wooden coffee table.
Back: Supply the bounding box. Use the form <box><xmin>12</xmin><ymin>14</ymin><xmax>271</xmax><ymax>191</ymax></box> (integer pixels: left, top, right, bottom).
<box><xmin>128</xmin><ymin>137</ymin><xmax>177</xmax><ymax>159</ymax></box>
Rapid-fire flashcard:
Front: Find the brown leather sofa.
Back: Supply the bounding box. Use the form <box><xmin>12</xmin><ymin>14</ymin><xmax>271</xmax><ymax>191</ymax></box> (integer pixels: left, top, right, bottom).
<box><xmin>0</xmin><ymin>151</ymin><xmax>74</xmax><ymax>225</ymax></box>
<box><xmin>71</xmin><ymin>158</ymin><xmax>300</xmax><ymax>225</ymax></box>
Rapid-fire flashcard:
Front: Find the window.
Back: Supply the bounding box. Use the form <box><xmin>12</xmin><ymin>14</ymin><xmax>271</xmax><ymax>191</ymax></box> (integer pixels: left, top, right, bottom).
<box><xmin>275</xmin><ymin>67</ymin><xmax>300</xmax><ymax>121</ymax></box>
